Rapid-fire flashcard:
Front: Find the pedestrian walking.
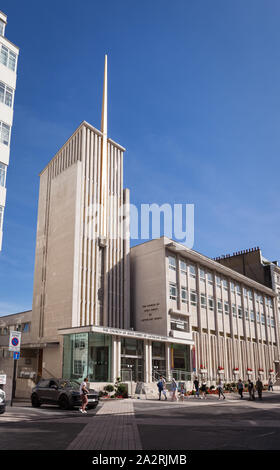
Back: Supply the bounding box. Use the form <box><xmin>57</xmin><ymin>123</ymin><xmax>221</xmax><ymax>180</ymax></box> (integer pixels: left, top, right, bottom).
<box><xmin>193</xmin><ymin>377</ymin><xmax>200</xmax><ymax>398</ymax></box>
<box><xmin>179</xmin><ymin>383</ymin><xmax>185</xmax><ymax>402</ymax></box>
<box><xmin>162</xmin><ymin>376</ymin><xmax>167</xmax><ymax>400</ymax></box>
<box><xmin>237</xmin><ymin>379</ymin><xmax>244</xmax><ymax>399</ymax></box>
<box><xmin>217</xmin><ymin>378</ymin><xmax>225</xmax><ymax>400</ymax></box>
<box><xmin>256</xmin><ymin>377</ymin><xmax>263</xmax><ymax>400</ymax></box>
<box><xmin>79</xmin><ymin>377</ymin><xmax>89</xmax><ymax>414</ymax></box>
<box><xmin>201</xmin><ymin>381</ymin><xmax>207</xmax><ymax>399</ymax></box>
<box><xmin>171</xmin><ymin>378</ymin><xmax>178</xmax><ymax>401</ymax></box>
<box><xmin>157</xmin><ymin>376</ymin><xmax>167</xmax><ymax>401</ymax></box>
<box><xmin>248</xmin><ymin>380</ymin><xmax>255</xmax><ymax>401</ymax></box>
<box><xmin>268</xmin><ymin>378</ymin><xmax>273</xmax><ymax>392</ymax></box>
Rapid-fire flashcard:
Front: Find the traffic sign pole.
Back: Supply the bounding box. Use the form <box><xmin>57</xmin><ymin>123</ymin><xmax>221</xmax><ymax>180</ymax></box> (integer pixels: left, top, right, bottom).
<box><xmin>9</xmin><ymin>331</ymin><xmax>21</xmax><ymax>407</ymax></box>
<box><xmin>10</xmin><ymin>358</ymin><xmax>17</xmax><ymax>407</ymax></box>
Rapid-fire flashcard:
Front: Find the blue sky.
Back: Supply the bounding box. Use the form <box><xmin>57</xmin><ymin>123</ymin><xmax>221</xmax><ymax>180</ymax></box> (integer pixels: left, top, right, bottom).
<box><xmin>0</xmin><ymin>0</ymin><xmax>280</xmax><ymax>315</ymax></box>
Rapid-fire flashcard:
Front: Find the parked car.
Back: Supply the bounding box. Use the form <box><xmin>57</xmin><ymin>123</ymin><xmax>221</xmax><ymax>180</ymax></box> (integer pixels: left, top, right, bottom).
<box><xmin>31</xmin><ymin>378</ymin><xmax>99</xmax><ymax>410</ymax></box>
<box><xmin>0</xmin><ymin>389</ymin><xmax>6</xmax><ymax>414</ymax></box>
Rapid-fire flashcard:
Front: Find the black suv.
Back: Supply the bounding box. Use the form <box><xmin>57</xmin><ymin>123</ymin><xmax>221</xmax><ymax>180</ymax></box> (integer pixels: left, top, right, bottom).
<box><xmin>31</xmin><ymin>378</ymin><xmax>99</xmax><ymax>410</ymax></box>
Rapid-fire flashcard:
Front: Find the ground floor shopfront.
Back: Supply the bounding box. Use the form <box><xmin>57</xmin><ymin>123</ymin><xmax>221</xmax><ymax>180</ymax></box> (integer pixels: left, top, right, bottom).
<box><xmin>60</xmin><ymin>326</ymin><xmax>193</xmax><ymax>387</ymax></box>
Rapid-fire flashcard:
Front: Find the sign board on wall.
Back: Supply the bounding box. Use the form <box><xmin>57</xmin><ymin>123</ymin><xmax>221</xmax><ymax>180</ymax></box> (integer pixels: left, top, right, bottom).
<box><xmin>0</xmin><ymin>374</ymin><xmax>6</xmax><ymax>384</ymax></box>
<box><xmin>9</xmin><ymin>331</ymin><xmax>21</xmax><ymax>352</ymax></box>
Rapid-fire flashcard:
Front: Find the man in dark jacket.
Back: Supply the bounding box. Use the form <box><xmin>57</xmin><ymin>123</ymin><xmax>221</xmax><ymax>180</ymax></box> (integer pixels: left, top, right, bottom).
<box><xmin>256</xmin><ymin>377</ymin><xmax>263</xmax><ymax>400</ymax></box>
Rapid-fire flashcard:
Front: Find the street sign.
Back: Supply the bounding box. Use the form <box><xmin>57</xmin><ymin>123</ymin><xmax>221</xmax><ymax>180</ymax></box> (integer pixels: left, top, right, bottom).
<box><xmin>0</xmin><ymin>374</ymin><xmax>6</xmax><ymax>385</ymax></box>
<box><xmin>13</xmin><ymin>352</ymin><xmax>20</xmax><ymax>360</ymax></box>
<box><xmin>9</xmin><ymin>331</ymin><xmax>21</xmax><ymax>352</ymax></box>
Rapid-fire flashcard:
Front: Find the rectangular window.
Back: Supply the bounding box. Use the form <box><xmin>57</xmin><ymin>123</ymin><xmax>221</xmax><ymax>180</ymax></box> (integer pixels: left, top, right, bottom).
<box><xmin>271</xmin><ymin>318</ymin><xmax>275</xmax><ymax>328</ymax></box>
<box><xmin>200</xmin><ymin>293</ymin><xmax>207</xmax><ymax>308</ymax></box>
<box><xmin>169</xmin><ymin>282</ymin><xmax>177</xmax><ymax>300</ymax></box>
<box><xmin>217</xmin><ymin>300</ymin><xmax>223</xmax><ymax>313</ymax></box>
<box><xmin>238</xmin><ymin>307</ymin><xmax>243</xmax><ymax>319</ymax></box>
<box><xmin>0</xmin><ymin>45</ymin><xmax>17</xmax><ymax>71</ymax></box>
<box><xmin>261</xmin><ymin>314</ymin><xmax>265</xmax><ymax>325</ymax></box>
<box><xmin>248</xmin><ymin>290</ymin><xmax>253</xmax><ymax>300</ymax></box>
<box><xmin>5</xmin><ymin>86</ymin><xmax>13</xmax><ymax>107</ymax></box>
<box><xmin>190</xmin><ymin>290</ymin><xmax>197</xmax><ymax>306</ymax></box>
<box><xmin>224</xmin><ymin>302</ymin><xmax>229</xmax><ymax>314</ymax></box>
<box><xmin>256</xmin><ymin>312</ymin><xmax>260</xmax><ymax>323</ymax></box>
<box><xmin>236</xmin><ymin>285</ymin><xmax>241</xmax><ymax>295</ymax></box>
<box><xmin>207</xmin><ymin>273</ymin><xmax>213</xmax><ymax>284</ymax></box>
<box><xmin>8</xmin><ymin>51</ymin><xmax>16</xmax><ymax>71</ymax></box>
<box><xmin>243</xmin><ymin>288</ymin><xmax>247</xmax><ymax>297</ymax></box>
<box><xmin>216</xmin><ymin>276</ymin><xmax>221</xmax><ymax>286</ymax></box>
<box><xmin>0</xmin><ymin>121</ymin><xmax>10</xmax><ymax>146</ymax></box>
<box><xmin>199</xmin><ymin>269</ymin><xmax>205</xmax><ymax>280</ymax></box>
<box><xmin>0</xmin><ymin>20</ymin><xmax>5</xmax><ymax>36</ymax></box>
<box><xmin>23</xmin><ymin>322</ymin><xmax>30</xmax><ymax>333</ymax></box>
<box><xmin>168</xmin><ymin>256</ymin><xmax>176</xmax><ymax>271</ymax></box>
<box><xmin>250</xmin><ymin>310</ymin><xmax>255</xmax><ymax>322</ymax></box>
<box><xmin>208</xmin><ymin>296</ymin><xmax>214</xmax><ymax>310</ymax></box>
<box><xmin>180</xmin><ymin>260</ymin><xmax>187</xmax><ymax>274</ymax></box>
<box><xmin>189</xmin><ymin>265</ymin><xmax>196</xmax><ymax>278</ymax></box>
<box><xmin>230</xmin><ymin>282</ymin><xmax>235</xmax><ymax>292</ymax></box>
<box><xmin>0</xmin><ymin>163</ymin><xmax>6</xmax><ymax>187</ymax></box>
<box><xmin>245</xmin><ymin>309</ymin><xmax>249</xmax><ymax>320</ymax></box>
<box><xmin>0</xmin><ymin>81</ymin><xmax>13</xmax><ymax>108</ymax></box>
<box><xmin>232</xmin><ymin>304</ymin><xmax>237</xmax><ymax>317</ymax></box>
<box><xmin>181</xmin><ymin>286</ymin><xmax>188</xmax><ymax>304</ymax></box>
<box><xmin>222</xmin><ymin>279</ymin><xmax>228</xmax><ymax>290</ymax></box>
<box><xmin>0</xmin><ymin>45</ymin><xmax>8</xmax><ymax>67</ymax></box>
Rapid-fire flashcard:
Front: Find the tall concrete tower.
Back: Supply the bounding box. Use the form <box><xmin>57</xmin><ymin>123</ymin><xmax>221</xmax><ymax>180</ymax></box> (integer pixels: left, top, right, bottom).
<box><xmin>0</xmin><ymin>11</ymin><xmax>19</xmax><ymax>250</ymax></box>
<box><xmin>31</xmin><ymin>57</ymin><xmax>130</xmax><ymax>376</ymax></box>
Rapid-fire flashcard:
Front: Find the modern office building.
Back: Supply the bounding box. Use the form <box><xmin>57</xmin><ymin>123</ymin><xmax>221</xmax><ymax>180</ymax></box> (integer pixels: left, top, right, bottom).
<box><xmin>131</xmin><ymin>238</ymin><xmax>280</xmax><ymax>383</ymax></box>
<box><xmin>0</xmin><ymin>11</ymin><xmax>19</xmax><ymax>250</ymax></box>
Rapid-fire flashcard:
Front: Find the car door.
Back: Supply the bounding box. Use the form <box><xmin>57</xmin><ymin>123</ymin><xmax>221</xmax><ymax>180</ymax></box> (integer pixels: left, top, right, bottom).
<box><xmin>43</xmin><ymin>379</ymin><xmax>60</xmax><ymax>404</ymax></box>
<box><xmin>36</xmin><ymin>379</ymin><xmax>51</xmax><ymax>403</ymax></box>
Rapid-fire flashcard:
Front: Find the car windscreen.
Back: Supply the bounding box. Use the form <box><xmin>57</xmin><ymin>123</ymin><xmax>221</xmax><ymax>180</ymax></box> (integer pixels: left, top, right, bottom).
<box><xmin>58</xmin><ymin>380</ymin><xmax>80</xmax><ymax>390</ymax></box>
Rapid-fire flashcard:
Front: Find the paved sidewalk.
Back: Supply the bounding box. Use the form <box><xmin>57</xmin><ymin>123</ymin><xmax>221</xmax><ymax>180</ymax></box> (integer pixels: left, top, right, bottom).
<box><xmin>67</xmin><ymin>399</ymin><xmax>142</xmax><ymax>450</ymax></box>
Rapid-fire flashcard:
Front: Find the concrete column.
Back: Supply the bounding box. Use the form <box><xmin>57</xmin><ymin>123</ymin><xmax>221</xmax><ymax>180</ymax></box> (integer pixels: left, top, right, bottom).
<box><xmin>144</xmin><ymin>340</ymin><xmax>152</xmax><ymax>383</ymax></box>
<box><xmin>166</xmin><ymin>343</ymin><xmax>171</xmax><ymax>381</ymax></box>
<box><xmin>112</xmin><ymin>336</ymin><xmax>121</xmax><ymax>382</ymax></box>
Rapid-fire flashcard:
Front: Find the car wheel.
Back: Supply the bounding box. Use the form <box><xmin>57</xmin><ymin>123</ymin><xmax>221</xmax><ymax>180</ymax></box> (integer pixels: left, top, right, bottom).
<box><xmin>58</xmin><ymin>395</ymin><xmax>70</xmax><ymax>410</ymax></box>
<box><xmin>31</xmin><ymin>395</ymin><xmax>41</xmax><ymax>408</ymax></box>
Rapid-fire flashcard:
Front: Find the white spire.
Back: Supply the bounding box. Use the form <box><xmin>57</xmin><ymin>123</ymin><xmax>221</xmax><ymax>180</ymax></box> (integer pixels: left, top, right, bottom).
<box><xmin>100</xmin><ymin>54</ymin><xmax>108</xmax><ymax>238</ymax></box>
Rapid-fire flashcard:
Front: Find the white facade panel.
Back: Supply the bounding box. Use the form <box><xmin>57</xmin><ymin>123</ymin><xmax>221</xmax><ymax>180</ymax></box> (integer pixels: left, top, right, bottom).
<box><xmin>0</xmin><ymin>101</ymin><xmax>13</xmax><ymax>126</ymax></box>
<box><xmin>0</xmin><ymin>141</ymin><xmax>9</xmax><ymax>165</ymax></box>
<box><xmin>0</xmin><ymin>185</ymin><xmax>6</xmax><ymax>206</ymax></box>
<box><xmin>0</xmin><ymin>61</ymin><xmax>17</xmax><ymax>89</ymax></box>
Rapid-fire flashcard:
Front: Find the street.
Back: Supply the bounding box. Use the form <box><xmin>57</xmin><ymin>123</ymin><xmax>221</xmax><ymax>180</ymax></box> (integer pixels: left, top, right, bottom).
<box><xmin>0</xmin><ymin>392</ymin><xmax>280</xmax><ymax>450</ymax></box>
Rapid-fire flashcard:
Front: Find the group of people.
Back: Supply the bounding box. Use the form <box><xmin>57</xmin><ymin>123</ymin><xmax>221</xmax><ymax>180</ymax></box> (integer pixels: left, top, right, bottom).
<box><xmin>157</xmin><ymin>375</ymin><xmax>274</xmax><ymax>401</ymax></box>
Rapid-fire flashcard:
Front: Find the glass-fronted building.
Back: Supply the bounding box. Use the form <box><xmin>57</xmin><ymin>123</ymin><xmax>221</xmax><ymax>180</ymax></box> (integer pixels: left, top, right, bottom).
<box><xmin>61</xmin><ymin>326</ymin><xmax>193</xmax><ymax>385</ymax></box>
